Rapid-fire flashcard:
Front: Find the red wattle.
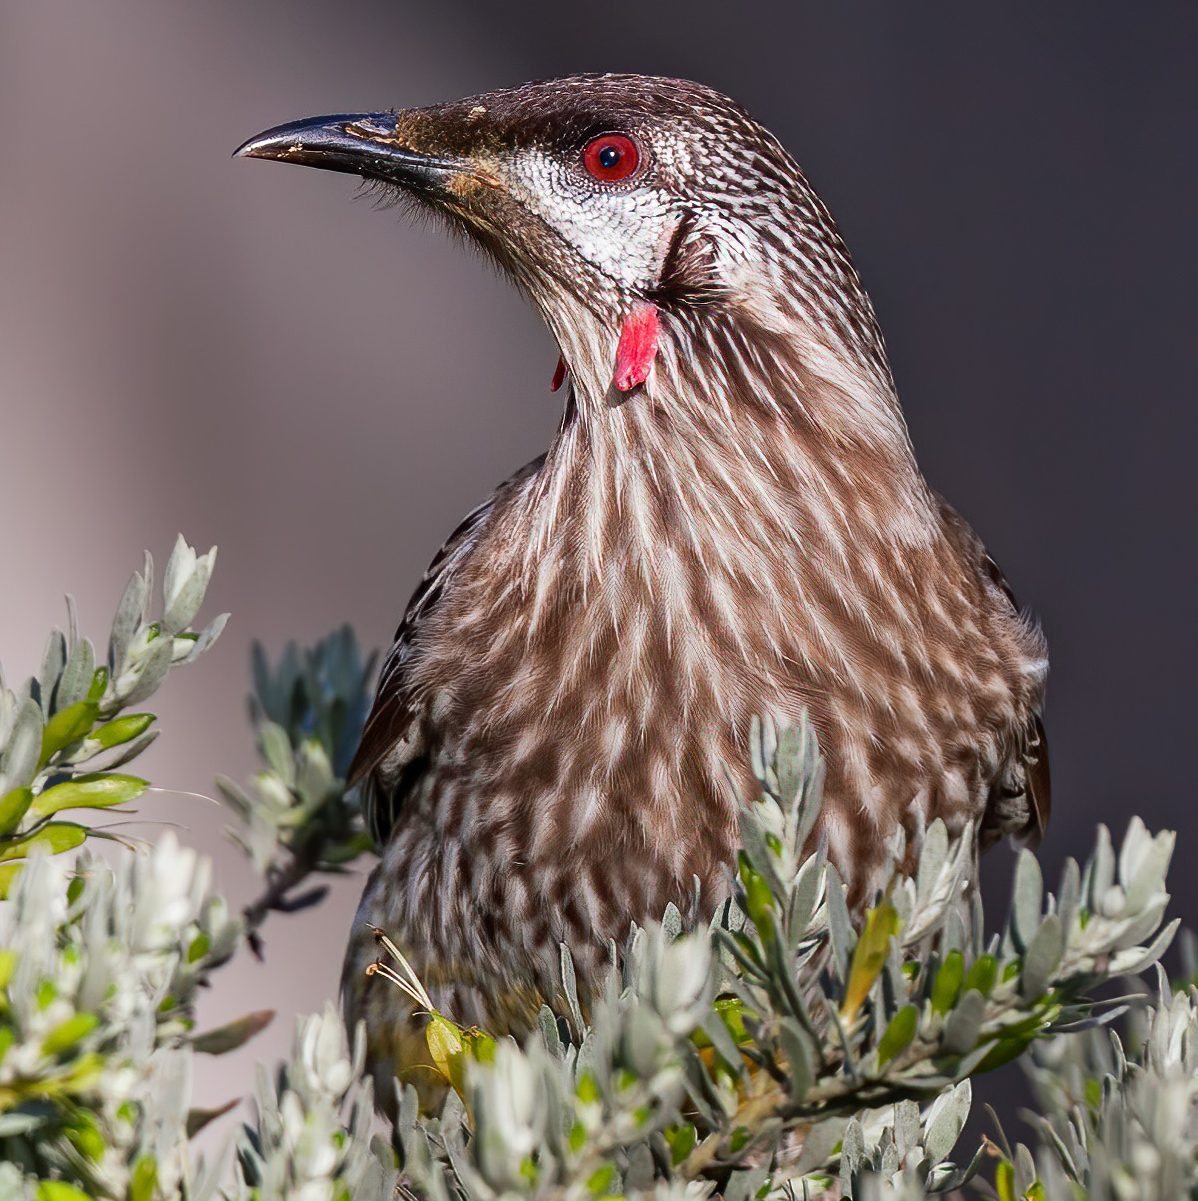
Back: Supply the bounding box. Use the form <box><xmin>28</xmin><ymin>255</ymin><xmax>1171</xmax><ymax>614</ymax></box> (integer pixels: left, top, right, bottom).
<box><xmin>552</xmin><ymin>353</ymin><xmax>571</xmax><ymax>391</ymax></box>
<box><xmin>613</xmin><ymin>302</ymin><xmax>660</xmax><ymax>392</ymax></box>
<box><xmin>550</xmin><ymin>356</ymin><xmax>566</xmax><ymax>392</ymax></box>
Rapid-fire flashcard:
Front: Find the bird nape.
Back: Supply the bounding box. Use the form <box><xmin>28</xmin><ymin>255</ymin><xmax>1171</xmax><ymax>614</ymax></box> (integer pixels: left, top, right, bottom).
<box><xmin>237</xmin><ymin>72</ymin><xmax>1050</xmax><ymax>1111</ymax></box>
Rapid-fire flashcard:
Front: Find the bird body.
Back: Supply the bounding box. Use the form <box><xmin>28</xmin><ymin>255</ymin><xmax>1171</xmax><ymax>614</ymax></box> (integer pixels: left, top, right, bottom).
<box><xmin>237</xmin><ymin>74</ymin><xmax>1049</xmax><ymax>1103</ymax></box>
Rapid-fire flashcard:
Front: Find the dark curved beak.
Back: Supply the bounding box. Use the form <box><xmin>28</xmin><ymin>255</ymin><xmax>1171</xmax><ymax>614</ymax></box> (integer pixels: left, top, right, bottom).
<box><xmin>234</xmin><ymin>112</ymin><xmax>471</xmax><ymax>193</ymax></box>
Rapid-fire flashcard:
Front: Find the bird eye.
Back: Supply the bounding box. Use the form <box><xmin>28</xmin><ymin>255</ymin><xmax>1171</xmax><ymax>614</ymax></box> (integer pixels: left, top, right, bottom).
<box><xmin>582</xmin><ymin>134</ymin><xmax>640</xmax><ymax>182</ymax></box>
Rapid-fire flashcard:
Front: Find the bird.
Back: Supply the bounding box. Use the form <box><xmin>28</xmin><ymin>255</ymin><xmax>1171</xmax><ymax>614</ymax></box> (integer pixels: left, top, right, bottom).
<box><xmin>235</xmin><ymin>73</ymin><xmax>1050</xmax><ymax>1108</ymax></box>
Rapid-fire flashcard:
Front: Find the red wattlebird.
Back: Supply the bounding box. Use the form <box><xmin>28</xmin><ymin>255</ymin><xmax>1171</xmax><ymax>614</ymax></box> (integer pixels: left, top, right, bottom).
<box><xmin>237</xmin><ymin>74</ymin><xmax>1049</xmax><ymax>1107</ymax></box>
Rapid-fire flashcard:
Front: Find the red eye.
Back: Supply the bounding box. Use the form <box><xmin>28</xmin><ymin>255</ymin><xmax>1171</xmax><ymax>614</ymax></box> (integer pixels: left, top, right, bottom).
<box><xmin>582</xmin><ymin>134</ymin><xmax>640</xmax><ymax>182</ymax></box>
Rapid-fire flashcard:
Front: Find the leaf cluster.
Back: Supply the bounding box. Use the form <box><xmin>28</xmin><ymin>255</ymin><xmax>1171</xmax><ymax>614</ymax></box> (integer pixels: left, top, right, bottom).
<box><xmin>365</xmin><ymin>716</ymin><xmax>1178</xmax><ymax>1200</ymax></box>
<box><xmin>0</xmin><ymin>537</ymin><xmax>226</xmax><ymax>895</ymax></box>
<box><xmin>1</xmin><ymin>538</ymin><xmax>1193</xmax><ymax>1201</ymax></box>
<box><xmin>217</xmin><ymin>627</ymin><xmax>376</xmax><ymax>945</ymax></box>
<box><xmin>0</xmin><ymin>839</ymin><xmax>240</xmax><ymax>1199</ymax></box>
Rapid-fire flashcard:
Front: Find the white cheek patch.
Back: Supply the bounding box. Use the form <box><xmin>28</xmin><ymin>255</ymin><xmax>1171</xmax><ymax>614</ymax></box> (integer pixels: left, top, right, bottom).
<box><xmin>506</xmin><ymin>149</ymin><xmax>674</xmax><ymax>292</ymax></box>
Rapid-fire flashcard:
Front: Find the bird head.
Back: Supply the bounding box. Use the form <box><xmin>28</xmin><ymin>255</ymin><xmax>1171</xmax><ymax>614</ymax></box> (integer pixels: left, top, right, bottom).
<box><xmin>237</xmin><ymin>74</ymin><xmax>892</xmax><ymax>414</ymax></box>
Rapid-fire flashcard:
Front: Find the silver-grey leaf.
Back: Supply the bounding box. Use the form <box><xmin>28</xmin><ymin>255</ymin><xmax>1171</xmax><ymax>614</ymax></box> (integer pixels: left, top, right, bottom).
<box><xmin>1020</xmin><ymin>913</ymin><xmax>1065</xmax><ymax>1001</ymax></box>
<box><xmin>942</xmin><ymin>990</ymin><xmax>986</xmax><ymax>1055</ymax></box>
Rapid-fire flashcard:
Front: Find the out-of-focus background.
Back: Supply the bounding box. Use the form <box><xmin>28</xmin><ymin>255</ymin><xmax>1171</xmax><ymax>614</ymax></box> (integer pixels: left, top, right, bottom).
<box><xmin>3</xmin><ymin>0</ymin><xmax>1196</xmax><ymax>1141</ymax></box>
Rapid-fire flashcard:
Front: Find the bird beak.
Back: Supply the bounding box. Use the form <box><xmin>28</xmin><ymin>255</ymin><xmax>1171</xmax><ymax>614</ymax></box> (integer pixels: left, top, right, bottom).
<box><xmin>234</xmin><ymin>112</ymin><xmax>474</xmax><ymax>195</ymax></box>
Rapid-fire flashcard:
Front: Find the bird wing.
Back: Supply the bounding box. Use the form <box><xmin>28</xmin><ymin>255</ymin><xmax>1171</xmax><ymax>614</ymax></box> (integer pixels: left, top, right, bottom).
<box><xmin>349</xmin><ymin>455</ymin><xmax>545</xmax><ymax>846</ymax></box>
<box><xmin>936</xmin><ymin>498</ymin><xmax>1051</xmax><ymax>850</ymax></box>
<box><xmin>976</xmin><ymin>549</ymin><xmax>1051</xmax><ymax>849</ymax></box>
<box><xmin>1009</xmin><ymin>711</ymin><xmax>1052</xmax><ymax>849</ymax></box>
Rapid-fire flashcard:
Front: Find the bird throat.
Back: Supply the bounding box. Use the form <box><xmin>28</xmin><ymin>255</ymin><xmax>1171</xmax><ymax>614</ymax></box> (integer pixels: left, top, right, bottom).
<box><xmin>548</xmin><ymin>299</ymin><xmax>662</xmax><ymax>400</ymax></box>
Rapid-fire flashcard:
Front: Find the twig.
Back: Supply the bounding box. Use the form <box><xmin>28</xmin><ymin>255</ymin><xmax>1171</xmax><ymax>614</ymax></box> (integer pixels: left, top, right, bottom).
<box><xmin>242</xmin><ymin>838</ymin><xmax>327</xmax><ymax>958</ymax></box>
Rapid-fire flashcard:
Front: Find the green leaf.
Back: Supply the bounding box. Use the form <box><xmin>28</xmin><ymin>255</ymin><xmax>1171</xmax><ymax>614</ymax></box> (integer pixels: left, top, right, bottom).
<box><xmin>665</xmin><ymin>1122</ymin><xmax>697</xmax><ymax>1166</ymax></box>
<box><xmin>64</xmin><ymin>1109</ymin><xmax>105</xmax><ymax>1162</ymax></box>
<box><xmin>877</xmin><ymin>1004</ymin><xmax>919</xmax><ymax>1066</ymax></box>
<box><xmin>576</xmin><ymin>1069</ymin><xmax>601</xmax><ymax>1105</ymax></box>
<box><xmin>42</xmin><ymin>1012</ymin><xmax>99</xmax><ymax>1056</ymax></box>
<box><xmin>426</xmin><ymin>1013</ymin><xmax>466</xmax><ymax>1094</ymax></box>
<box><xmin>101</xmin><ymin>729</ymin><xmax>159</xmax><ymax>772</ymax></box>
<box><xmin>714</xmin><ymin>995</ymin><xmax>752</xmax><ymax>1044</ymax></box>
<box><xmin>963</xmin><ymin>953</ymin><xmax>999</xmax><ymax>997</ymax></box>
<box><xmin>587</xmin><ymin>1164</ymin><xmax>616</xmax><ymax>1195</ymax></box>
<box><xmin>86</xmin><ymin>665</ymin><xmax>109</xmax><ymax>703</ymax></box>
<box><xmin>0</xmin><ymin>862</ymin><xmax>24</xmax><ymax>898</ymax></box>
<box><xmin>90</xmin><ymin>713</ymin><xmax>155</xmax><ymax>750</ymax></box>
<box><xmin>840</xmin><ymin>901</ymin><xmax>900</xmax><ymax>1019</ymax></box>
<box><xmin>994</xmin><ymin>1160</ymin><xmax>1016</xmax><ymax>1201</ymax></box>
<box><xmin>130</xmin><ymin>1155</ymin><xmax>158</xmax><ymax>1201</ymax></box>
<box><xmin>738</xmin><ymin>853</ymin><xmax>777</xmax><ymax>932</ymax></box>
<box><xmin>37</xmin><ymin>1184</ymin><xmax>93</xmax><ymax>1201</ymax></box>
<box><xmin>972</xmin><ymin>1030</ymin><xmax>1039</xmax><ymax>1075</ymax></box>
<box><xmin>187</xmin><ymin>931</ymin><xmax>210</xmax><ymax>963</ymax></box>
<box><xmin>30</xmin><ymin>773</ymin><xmax>147</xmax><ymax>818</ymax></box>
<box><xmin>0</xmin><ymin>787</ymin><xmax>33</xmax><ymax>836</ymax></box>
<box><xmin>0</xmin><ymin>822</ymin><xmax>87</xmax><ymax>862</ymax></box>
<box><xmin>462</xmin><ymin>1026</ymin><xmax>497</xmax><ymax>1064</ymax></box>
<box><xmin>39</xmin><ymin>700</ymin><xmax>99</xmax><ymax>766</ymax></box>
<box><xmin>932</xmin><ymin>949</ymin><xmax>965</xmax><ymax>1015</ymax></box>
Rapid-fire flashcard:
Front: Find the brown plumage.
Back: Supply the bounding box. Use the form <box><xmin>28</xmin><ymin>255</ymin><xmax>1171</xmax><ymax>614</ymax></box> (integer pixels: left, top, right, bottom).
<box><xmin>237</xmin><ymin>74</ymin><xmax>1049</xmax><ymax>1105</ymax></box>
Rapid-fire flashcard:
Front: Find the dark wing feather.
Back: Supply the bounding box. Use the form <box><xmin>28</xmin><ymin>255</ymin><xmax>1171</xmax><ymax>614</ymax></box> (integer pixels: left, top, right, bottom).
<box><xmin>1020</xmin><ymin>711</ymin><xmax>1052</xmax><ymax>847</ymax></box>
<box><xmin>979</xmin><ymin>548</ymin><xmax>1051</xmax><ymax>848</ymax></box>
<box><xmin>349</xmin><ymin>456</ymin><xmax>545</xmax><ymax>847</ymax></box>
<box><xmin>937</xmin><ymin>498</ymin><xmax>1051</xmax><ymax>850</ymax></box>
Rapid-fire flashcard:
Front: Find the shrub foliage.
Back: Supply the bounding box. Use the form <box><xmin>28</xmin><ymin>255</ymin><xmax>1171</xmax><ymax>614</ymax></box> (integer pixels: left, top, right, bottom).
<box><xmin>0</xmin><ymin>540</ymin><xmax>1189</xmax><ymax>1200</ymax></box>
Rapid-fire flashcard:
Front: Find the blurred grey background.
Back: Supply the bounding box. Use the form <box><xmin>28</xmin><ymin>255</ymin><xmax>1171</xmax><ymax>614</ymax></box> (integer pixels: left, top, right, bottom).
<box><xmin>2</xmin><ymin>0</ymin><xmax>1195</xmax><ymax>1142</ymax></box>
